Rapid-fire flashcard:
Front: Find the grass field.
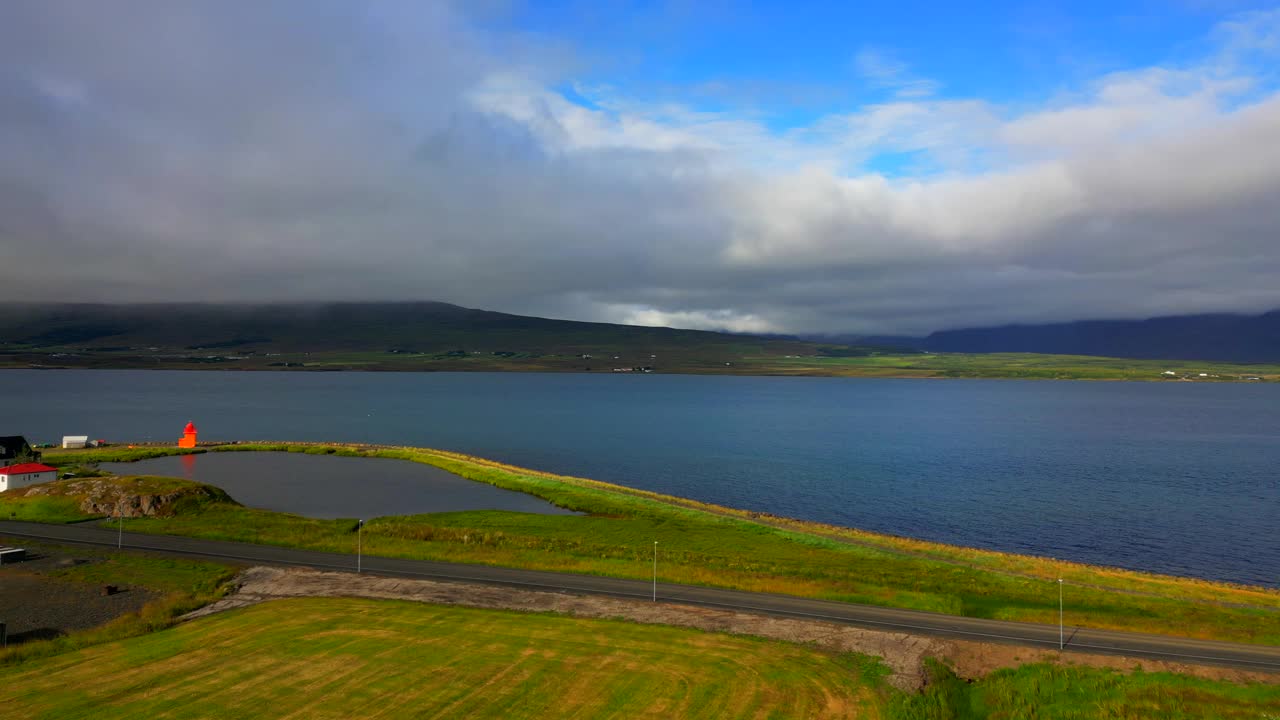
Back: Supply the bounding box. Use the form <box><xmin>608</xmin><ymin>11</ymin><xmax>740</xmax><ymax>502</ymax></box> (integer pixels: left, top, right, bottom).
<box><xmin>0</xmin><ymin>598</ymin><xmax>887</xmax><ymax>719</ymax></box>
<box><xmin>26</xmin><ymin>443</ymin><xmax>1280</xmax><ymax>648</ymax></box>
<box><xmin>744</xmin><ymin>352</ymin><xmax>1280</xmax><ymax>381</ymax></box>
<box><xmin>900</xmin><ymin>659</ymin><xmax>1280</xmax><ymax>720</ymax></box>
<box><xmin>3</xmin><ymin>597</ymin><xmax>1277</xmax><ymax>720</ymax></box>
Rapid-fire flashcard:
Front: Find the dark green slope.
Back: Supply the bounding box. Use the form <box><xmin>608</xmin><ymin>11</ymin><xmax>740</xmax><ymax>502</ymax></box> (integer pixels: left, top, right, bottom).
<box><xmin>0</xmin><ymin>301</ymin><xmax>841</xmax><ymax>358</ymax></box>
<box><xmin>925</xmin><ymin>310</ymin><xmax>1280</xmax><ymax>362</ymax></box>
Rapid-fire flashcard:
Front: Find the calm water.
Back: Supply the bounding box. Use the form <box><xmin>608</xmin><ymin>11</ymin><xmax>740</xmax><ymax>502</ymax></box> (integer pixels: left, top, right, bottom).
<box><xmin>100</xmin><ymin>452</ymin><xmax>577</xmax><ymax>519</ymax></box>
<box><xmin>4</xmin><ymin>370</ymin><xmax>1277</xmax><ymax>586</ymax></box>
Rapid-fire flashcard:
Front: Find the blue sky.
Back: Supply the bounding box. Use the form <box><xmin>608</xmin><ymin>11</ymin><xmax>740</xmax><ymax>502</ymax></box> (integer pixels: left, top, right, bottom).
<box><xmin>480</xmin><ymin>0</ymin><xmax>1280</xmax><ymax>174</ymax></box>
<box><xmin>3</xmin><ymin>1</ymin><xmax>1280</xmax><ymax>334</ymax></box>
<box><xmin>498</xmin><ymin>1</ymin><xmax>1271</xmax><ymax>112</ymax></box>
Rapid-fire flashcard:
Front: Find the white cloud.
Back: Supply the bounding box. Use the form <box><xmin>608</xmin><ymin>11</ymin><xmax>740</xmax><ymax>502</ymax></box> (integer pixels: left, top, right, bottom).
<box><xmin>2</xmin><ymin>2</ymin><xmax>1280</xmax><ymax>336</ymax></box>
<box><xmin>853</xmin><ymin>48</ymin><xmax>942</xmax><ymax>99</ymax></box>
<box><xmin>615</xmin><ymin>307</ymin><xmax>782</xmax><ymax>334</ymax></box>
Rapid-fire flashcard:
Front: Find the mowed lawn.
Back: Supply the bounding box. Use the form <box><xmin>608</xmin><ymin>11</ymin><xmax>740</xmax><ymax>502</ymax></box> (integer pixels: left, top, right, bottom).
<box><xmin>0</xmin><ymin>598</ymin><xmax>884</xmax><ymax>720</ymax></box>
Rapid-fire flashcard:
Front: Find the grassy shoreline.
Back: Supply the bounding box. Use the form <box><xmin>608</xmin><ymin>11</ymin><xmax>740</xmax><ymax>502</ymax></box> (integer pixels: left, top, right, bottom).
<box><xmin>3</xmin><ymin>349</ymin><xmax>1279</xmax><ymax>380</ymax></box>
<box><xmin>18</xmin><ymin>442</ymin><xmax>1280</xmax><ymax>647</ymax></box>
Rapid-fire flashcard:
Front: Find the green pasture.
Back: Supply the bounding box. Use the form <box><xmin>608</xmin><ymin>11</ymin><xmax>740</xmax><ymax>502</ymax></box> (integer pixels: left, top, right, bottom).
<box><xmin>897</xmin><ymin>659</ymin><xmax>1280</xmax><ymax>720</ymax></box>
<box><xmin>2</xmin><ymin>597</ymin><xmax>1276</xmax><ymax>719</ymax></box>
<box><xmin>751</xmin><ymin>352</ymin><xmax>1280</xmax><ymax>381</ymax></box>
<box><xmin>0</xmin><ymin>598</ymin><xmax>886</xmax><ymax>719</ymax></box>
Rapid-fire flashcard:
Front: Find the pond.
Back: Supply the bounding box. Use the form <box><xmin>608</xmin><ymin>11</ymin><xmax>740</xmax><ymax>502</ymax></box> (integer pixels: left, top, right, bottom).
<box><xmin>100</xmin><ymin>452</ymin><xmax>578</xmax><ymax>519</ymax></box>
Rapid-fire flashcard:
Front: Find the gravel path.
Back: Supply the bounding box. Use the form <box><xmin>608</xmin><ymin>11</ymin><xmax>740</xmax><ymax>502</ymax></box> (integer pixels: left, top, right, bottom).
<box><xmin>0</xmin><ymin>550</ymin><xmax>158</xmax><ymax>645</ymax></box>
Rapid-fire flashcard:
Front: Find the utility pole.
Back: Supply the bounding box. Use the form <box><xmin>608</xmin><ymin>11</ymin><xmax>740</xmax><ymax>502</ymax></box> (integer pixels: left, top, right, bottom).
<box><xmin>652</xmin><ymin>541</ymin><xmax>658</xmax><ymax>602</ymax></box>
<box><xmin>117</xmin><ymin>500</ymin><xmax>124</xmax><ymax>550</ymax></box>
<box><xmin>1058</xmin><ymin>578</ymin><xmax>1064</xmax><ymax>650</ymax></box>
<box><xmin>357</xmin><ymin>519</ymin><xmax>364</xmax><ymax>573</ymax></box>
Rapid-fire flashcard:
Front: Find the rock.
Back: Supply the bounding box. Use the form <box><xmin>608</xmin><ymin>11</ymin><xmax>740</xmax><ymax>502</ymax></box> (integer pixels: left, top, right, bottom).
<box><xmin>76</xmin><ymin>482</ymin><xmax>230</xmax><ymax>518</ymax></box>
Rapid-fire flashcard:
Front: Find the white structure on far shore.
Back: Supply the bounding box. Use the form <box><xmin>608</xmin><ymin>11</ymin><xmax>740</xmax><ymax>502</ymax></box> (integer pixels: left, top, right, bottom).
<box><xmin>61</xmin><ymin>435</ymin><xmax>89</xmax><ymax>449</ymax></box>
<box><xmin>0</xmin><ymin>463</ymin><xmax>58</xmax><ymax>492</ymax></box>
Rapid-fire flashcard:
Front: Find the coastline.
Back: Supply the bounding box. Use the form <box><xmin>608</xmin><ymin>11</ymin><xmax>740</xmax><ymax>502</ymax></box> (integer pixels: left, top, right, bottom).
<box><xmin>2</xmin><ymin>360</ymin><xmax>1277</xmax><ymax>381</ymax></box>
<box><xmin>21</xmin><ymin>441</ymin><xmax>1280</xmax><ymax>647</ymax></box>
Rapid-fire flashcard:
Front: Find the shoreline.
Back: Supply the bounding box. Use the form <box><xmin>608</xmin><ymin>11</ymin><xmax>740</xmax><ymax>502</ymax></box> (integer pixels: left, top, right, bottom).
<box><xmin>44</xmin><ymin>441</ymin><xmax>1280</xmax><ymax>600</ymax></box>
<box><xmin>2</xmin><ymin>363</ymin><xmax>1276</xmax><ymax>382</ymax></box>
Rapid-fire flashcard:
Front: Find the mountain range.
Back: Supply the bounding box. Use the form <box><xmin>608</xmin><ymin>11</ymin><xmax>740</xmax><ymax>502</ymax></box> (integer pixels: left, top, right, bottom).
<box><xmin>2</xmin><ymin>302</ymin><xmax>1277</xmax><ymax>366</ymax></box>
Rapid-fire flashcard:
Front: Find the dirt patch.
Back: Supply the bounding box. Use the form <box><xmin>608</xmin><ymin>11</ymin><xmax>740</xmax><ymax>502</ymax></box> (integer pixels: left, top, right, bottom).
<box><xmin>0</xmin><ymin>552</ymin><xmax>158</xmax><ymax>644</ymax></box>
<box><xmin>186</xmin><ymin>566</ymin><xmax>1280</xmax><ymax>692</ymax></box>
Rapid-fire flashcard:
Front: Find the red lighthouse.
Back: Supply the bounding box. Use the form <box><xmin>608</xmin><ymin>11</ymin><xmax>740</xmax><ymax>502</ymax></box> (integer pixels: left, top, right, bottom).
<box><xmin>178</xmin><ymin>422</ymin><xmax>198</xmax><ymax>448</ymax></box>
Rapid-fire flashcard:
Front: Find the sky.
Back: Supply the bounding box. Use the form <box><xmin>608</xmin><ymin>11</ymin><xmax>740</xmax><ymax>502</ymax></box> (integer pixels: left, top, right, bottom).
<box><xmin>2</xmin><ymin>1</ymin><xmax>1280</xmax><ymax>336</ymax></box>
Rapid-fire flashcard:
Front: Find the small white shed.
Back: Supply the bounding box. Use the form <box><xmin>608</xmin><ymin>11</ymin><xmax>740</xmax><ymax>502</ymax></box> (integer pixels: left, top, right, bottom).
<box><xmin>62</xmin><ymin>435</ymin><xmax>89</xmax><ymax>449</ymax></box>
<box><xmin>0</xmin><ymin>463</ymin><xmax>59</xmax><ymax>492</ymax></box>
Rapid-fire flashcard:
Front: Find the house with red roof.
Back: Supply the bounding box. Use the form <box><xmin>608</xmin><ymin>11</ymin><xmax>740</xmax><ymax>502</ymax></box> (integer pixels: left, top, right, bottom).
<box><xmin>0</xmin><ymin>463</ymin><xmax>58</xmax><ymax>492</ymax></box>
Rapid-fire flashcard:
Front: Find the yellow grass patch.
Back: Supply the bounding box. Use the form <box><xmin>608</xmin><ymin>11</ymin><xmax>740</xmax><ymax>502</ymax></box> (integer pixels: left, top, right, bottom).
<box><xmin>0</xmin><ymin>597</ymin><xmax>887</xmax><ymax>720</ymax></box>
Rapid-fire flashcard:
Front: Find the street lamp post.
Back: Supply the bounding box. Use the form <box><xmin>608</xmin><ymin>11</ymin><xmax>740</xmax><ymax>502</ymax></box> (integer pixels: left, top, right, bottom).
<box><xmin>1058</xmin><ymin>578</ymin><xmax>1064</xmax><ymax>650</ymax></box>
<box><xmin>357</xmin><ymin>520</ymin><xmax>364</xmax><ymax>573</ymax></box>
<box><xmin>652</xmin><ymin>541</ymin><xmax>658</xmax><ymax>602</ymax></box>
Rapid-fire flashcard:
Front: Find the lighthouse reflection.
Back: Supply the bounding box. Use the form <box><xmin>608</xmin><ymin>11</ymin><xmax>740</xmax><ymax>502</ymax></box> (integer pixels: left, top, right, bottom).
<box><xmin>180</xmin><ymin>453</ymin><xmax>197</xmax><ymax>478</ymax></box>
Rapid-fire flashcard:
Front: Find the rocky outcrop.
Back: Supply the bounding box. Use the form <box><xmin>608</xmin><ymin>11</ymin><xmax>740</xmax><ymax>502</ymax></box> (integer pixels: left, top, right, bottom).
<box><xmin>21</xmin><ymin>478</ymin><xmax>234</xmax><ymax>518</ymax></box>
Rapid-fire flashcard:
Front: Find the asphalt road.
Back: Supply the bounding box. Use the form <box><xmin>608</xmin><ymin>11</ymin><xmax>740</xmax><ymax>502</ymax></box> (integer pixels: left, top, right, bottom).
<box><xmin>3</xmin><ymin>520</ymin><xmax>1278</xmax><ymax>673</ymax></box>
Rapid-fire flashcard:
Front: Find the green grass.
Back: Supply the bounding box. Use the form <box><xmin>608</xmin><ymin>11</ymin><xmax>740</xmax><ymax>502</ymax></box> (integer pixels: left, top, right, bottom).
<box><xmin>47</xmin><ymin>553</ymin><xmax>237</xmax><ymax>595</ymax></box>
<box><xmin>2</xmin><ymin>597</ymin><xmax>1275</xmax><ymax>719</ymax></box>
<box><xmin>0</xmin><ymin>494</ymin><xmax>87</xmax><ymax>522</ymax></box>
<box><xmin>0</xmin><ymin>544</ymin><xmax>238</xmax><ymax>667</ymax></box>
<box><xmin>31</xmin><ymin>442</ymin><xmax>1280</xmax><ymax>648</ymax></box>
<box><xmin>0</xmin><ymin>597</ymin><xmax>887</xmax><ymax>719</ymax></box>
<box><xmin>891</xmin><ymin>659</ymin><xmax>1280</xmax><ymax>719</ymax></box>
<box><xmin>752</xmin><ymin>352</ymin><xmax>1280</xmax><ymax>381</ymax></box>
<box><xmin>40</xmin><ymin>447</ymin><xmax>205</xmax><ymax>465</ymax></box>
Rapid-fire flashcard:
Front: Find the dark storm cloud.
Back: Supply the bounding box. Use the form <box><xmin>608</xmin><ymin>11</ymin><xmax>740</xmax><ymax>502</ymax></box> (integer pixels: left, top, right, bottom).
<box><xmin>2</xmin><ymin>1</ymin><xmax>1280</xmax><ymax>335</ymax></box>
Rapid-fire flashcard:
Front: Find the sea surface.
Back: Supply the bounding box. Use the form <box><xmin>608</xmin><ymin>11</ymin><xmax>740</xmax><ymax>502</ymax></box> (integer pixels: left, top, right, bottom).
<box><xmin>4</xmin><ymin>369</ymin><xmax>1277</xmax><ymax>587</ymax></box>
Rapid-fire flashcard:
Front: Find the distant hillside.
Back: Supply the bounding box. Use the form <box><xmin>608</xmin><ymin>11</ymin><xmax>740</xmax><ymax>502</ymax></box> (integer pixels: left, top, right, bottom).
<box><xmin>0</xmin><ymin>301</ymin><xmax>745</xmax><ymax>352</ymax></box>
<box><xmin>799</xmin><ymin>334</ymin><xmax>928</xmax><ymax>352</ymax></box>
<box><xmin>925</xmin><ymin>310</ymin><xmax>1280</xmax><ymax>362</ymax></box>
<box><xmin>0</xmin><ymin>301</ymin><xmax>877</xmax><ymax>372</ymax></box>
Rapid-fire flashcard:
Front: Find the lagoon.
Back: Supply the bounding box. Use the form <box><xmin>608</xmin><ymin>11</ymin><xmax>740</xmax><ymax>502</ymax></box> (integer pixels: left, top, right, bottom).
<box><xmin>100</xmin><ymin>452</ymin><xmax>577</xmax><ymax>519</ymax></box>
<box><xmin>5</xmin><ymin>369</ymin><xmax>1278</xmax><ymax>586</ymax></box>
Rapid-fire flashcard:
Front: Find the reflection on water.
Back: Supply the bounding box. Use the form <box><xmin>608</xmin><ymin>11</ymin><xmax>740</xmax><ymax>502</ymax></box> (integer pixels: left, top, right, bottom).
<box><xmin>103</xmin><ymin>452</ymin><xmax>578</xmax><ymax>520</ymax></box>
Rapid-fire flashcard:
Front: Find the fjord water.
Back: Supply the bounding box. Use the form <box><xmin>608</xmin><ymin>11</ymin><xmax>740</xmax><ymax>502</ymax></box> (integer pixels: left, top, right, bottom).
<box><xmin>5</xmin><ymin>370</ymin><xmax>1276</xmax><ymax>586</ymax></box>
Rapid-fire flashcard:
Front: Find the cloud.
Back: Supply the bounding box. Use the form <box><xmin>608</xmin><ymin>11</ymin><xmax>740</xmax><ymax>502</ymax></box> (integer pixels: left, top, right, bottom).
<box><xmin>1</xmin><ymin>1</ymin><xmax>1279</xmax><ymax>336</ymax></box>
<box><xmin>853</xmin><ymin>48</ymin><xmax>942</xmax><ymax>99</ymax></box>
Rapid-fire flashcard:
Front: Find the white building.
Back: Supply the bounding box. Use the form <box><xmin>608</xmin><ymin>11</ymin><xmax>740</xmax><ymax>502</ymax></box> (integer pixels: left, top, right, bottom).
<box><xmin>62</xmin><ymin>435</ymin><xmax>89</xmax><ymax>449</ymax></box>
<box><xmin>0</xmin><ymin>463</ymin><xmax>58</xmax><ymax>492</ymax></box>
